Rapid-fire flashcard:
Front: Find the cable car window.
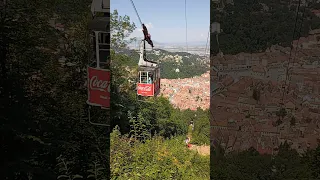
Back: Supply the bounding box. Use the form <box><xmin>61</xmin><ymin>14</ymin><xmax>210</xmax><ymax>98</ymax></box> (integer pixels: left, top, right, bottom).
<box><xmin>140</xmin><ymin>71</ymin><xmax>148</xmax><ymax>83</ymax></box>
<box><xmin>147</xmin><ymin>72</ymin><xmax>153</xmax><ymax>84</ymax></box>
<box><xmin>99</xmin><ymin>50</ymin><xmax>110</xmax><ymax>64</ymax></box>
<box><xmin>98</xmin><ymin>32</ymin><xmax>109</xmax><ymax>44</ymax></box>
<box><xmin>98</xmin><ymin>32</ymin><xmax>110</xmax><ymax>51</ymax></box>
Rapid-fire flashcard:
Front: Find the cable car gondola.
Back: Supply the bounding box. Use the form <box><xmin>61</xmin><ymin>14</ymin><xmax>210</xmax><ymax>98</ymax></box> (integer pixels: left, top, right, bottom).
<box><xmin>137</xmin><ymin>66</ymin><xmax>160</xmax><ymax>97</ymax></box>
<box><xmin>136</xmin><ymin>24</ymin><xmax>161</xmax><ymax>97</ymax></box>
<box><xmin>129</xmin><ymin>0</ymin><xmax>161</xmax><ymax>98</ymax></box>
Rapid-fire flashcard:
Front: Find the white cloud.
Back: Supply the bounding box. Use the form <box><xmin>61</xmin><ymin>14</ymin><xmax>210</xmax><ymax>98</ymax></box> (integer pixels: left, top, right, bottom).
<box><xmin>145</xmin><ymin>22</ymin><xmax>153</xmax><ymax>29</ymax></box>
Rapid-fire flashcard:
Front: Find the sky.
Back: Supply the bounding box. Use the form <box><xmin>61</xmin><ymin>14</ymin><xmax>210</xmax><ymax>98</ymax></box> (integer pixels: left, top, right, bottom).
<box><xmin>111</xmin><ymin>0</ymin><xmax>209</xmax><ymax>44</ymax></box>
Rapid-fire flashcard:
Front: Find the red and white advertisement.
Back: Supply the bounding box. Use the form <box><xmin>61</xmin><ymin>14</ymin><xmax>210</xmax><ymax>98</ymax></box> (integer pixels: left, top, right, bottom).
<box><xmin>87</xmin><ymin>67</ymin><xmax>111</xmax><ymax>108</ymax></box>
<box><xmin>137</xmin><ymin>83</ymin><xmax>154</xmax><ymax>96</ymax></box>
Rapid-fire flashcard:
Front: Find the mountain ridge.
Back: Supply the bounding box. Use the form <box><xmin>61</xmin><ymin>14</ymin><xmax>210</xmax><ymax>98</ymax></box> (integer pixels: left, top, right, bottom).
<box><xmin>128</xmin><ymin>38</ymin><xmax>207</xmax><ymax>47</ymax></box>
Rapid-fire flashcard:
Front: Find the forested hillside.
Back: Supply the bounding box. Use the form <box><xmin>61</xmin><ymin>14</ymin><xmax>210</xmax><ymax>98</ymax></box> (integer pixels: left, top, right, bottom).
<box><xmin>116</xmin><ymin>48</ymin><xmax>209</xmax><ymax>79</ymax></box>
<box><xmin>211</xmin><ymin>0</ymin><xmax>320</xmax><ymax>54</ymax></box>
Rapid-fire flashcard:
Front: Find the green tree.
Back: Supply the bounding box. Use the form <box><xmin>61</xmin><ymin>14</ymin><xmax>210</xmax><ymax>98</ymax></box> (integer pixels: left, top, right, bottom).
<box><xmin>1</xmin><ymin>1</ymin><xmax>112</xmax><ymax>179</ymax></box>
<box><xmin>272</xmin><ymin>141</ymin><xmax>311</xmax><ymax>180</ymax></box>
<box><xmin>110</xmin><ymin>9</ymin><xmax>137</xmax><ymax>49</ymax></box>
<box><xmin>109</xmin><ymin>10</ymin><xmax>139</xmax><ymax>134</ymax></box>
<box><xmin>129</xmin><ymin>111</ymin><xmax>151</xmax><ymax>142</ymax></box>
<box><xmin>309</xmin><ymin>145</ymin><xmax>320</xmax><ymax>179</ymax></box>
<box><xmin>211</xmin><ymin>0</ymin><xmax>320</xmax><ymax>54</ymax></box>
<box><xmin>211</xmin><ymin>147</ymin><xmax>273</xmax><ymax>180</ymax></box>
<box><xmin>1</xmin><ymin>1</ymin><xmax>61</xmax><ymax>178</ymax></box>
<box><xmin>276</xmin><ymin>108</ymin><xmax>287</xmax><ymax>119</ymax></box>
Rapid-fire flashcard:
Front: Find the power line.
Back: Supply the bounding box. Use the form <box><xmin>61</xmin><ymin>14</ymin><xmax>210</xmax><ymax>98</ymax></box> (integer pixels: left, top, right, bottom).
<box><xmin>282</xmin><ymin>4</ymin><xmax>307</xmax><ymax>101</ymax></box>
<box><xmin>185</xmin><ymin>0</ymin><xmax>188</xmax><ymax>53</ymax></box>
<box><xmin>291</xmin><ymin>4</ymin><xmax>307</xmax><ymax>69</ymax></box>
<box><xmin>129</xmin><ymin>0</ymin><xmax>142</xmax><ymax>26</ymax></box>
<box><xmin>280</xmin><ymin>0</ymin><xmax>303</xmax><ymax>106</ymax></box>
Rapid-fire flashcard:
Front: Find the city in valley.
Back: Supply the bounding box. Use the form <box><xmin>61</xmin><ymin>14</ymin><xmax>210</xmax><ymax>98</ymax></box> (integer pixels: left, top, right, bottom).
<box><xmin>160</xmin><ymin>71</ymin><xmax>210</xmax><ymax>111</ymax></box>
<box><xmin>161</xmin><ymin>29</ymin><xmax>320</xmax><ymax>155</ymax></box>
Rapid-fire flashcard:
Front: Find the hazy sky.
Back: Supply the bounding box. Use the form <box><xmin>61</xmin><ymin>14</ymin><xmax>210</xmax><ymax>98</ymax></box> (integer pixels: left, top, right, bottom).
<box><xmin>111</xmin><ymin>0</ymin><xmax>209</xmax><ymax>44</ymax></box>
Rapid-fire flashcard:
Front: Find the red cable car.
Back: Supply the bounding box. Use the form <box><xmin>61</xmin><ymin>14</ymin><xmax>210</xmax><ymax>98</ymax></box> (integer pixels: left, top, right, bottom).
<box><xmin>137</xmin><ymin>66</ymin><xmax>160</xmax><ymax>97</ymax></box>
<box><xmin>136</xmin><ymin>24</ymin><xmax>160</xmax><ymax>97</ymax></box>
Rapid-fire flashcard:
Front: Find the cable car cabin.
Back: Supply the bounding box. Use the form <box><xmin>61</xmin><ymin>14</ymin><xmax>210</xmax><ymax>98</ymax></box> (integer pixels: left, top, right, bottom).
<box><xmin>137</xmin><ymin>66</ymin><xmax>160</xmax><ymax>97</ymax></box>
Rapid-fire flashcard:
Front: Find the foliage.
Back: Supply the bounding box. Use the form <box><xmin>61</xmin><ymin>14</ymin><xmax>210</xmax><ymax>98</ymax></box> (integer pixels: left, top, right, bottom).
<box><xmin>56</xmin><ymin>156</ymin><xmax>83</xmax><ymax>180</ymax></box>
<box><xmin>86</xmin><ymin>161</ymin><xmax>107</xmax><ymax>180</ymax></box>
<box><xmin>272</xmin><ymin>142</ymin><xmax>312</xmax><ymax>180</ymax></box>
<box><xmin>110</xmin><ymin>10</ymin><xmax>137</xmax><ymax>49</ymax></box>
<box><xmin>160</xmin><ymin>60</ymin><xmax>208</xmax><ymax>79</ymax></box>
<box><xmin>309</xmin><ymin>146</ymin><xmax>320</xmax><ymax>179</ymax></box>
<box><xmin>1</xmin><ymin>0</ymin><xmax>110</xmax><ymax>179</ymax></box>
<box><xmin>276</xmin><ymin>108</ymin><xmax>287</xmax><ymax>119</ymax></box>
<box><xmin>211</xmin><ymin>147</ymin><xmax>274</xmax><ymax>180</ymax></box>
<box><xmin>110</xmin><ymin>128</ymin><xmax>210</xmax><ymax>179</ymax></box>
<box><xmin>129</xmin><ymin>111</ymin><xmax>151</xmax><ymax>142</ymax></box>
<box><xmin>186</xmin><ymin>108</ymin><xmax>210</xmax><ymax>145</ymax></box>
<box><xmin>211</xmin><ymin>142</ymin><xmax>320</xmax><ymax>180</ymax></box>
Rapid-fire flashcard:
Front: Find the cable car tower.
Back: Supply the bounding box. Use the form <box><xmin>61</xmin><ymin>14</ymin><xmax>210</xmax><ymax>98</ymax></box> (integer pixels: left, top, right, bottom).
<box><xmin>129</xmin><ymin>0</ymin><xmax>161</xmax><ymax>99</ymax></box>
<box><xmin>85</xmin><ymin>0</ymin><xmax>111</xmax><ymax>178</ymax></box>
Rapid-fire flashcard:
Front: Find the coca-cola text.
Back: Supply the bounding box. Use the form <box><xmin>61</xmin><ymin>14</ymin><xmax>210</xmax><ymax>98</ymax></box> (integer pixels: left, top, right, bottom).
<box><xmin>89</xmin><ymin>76</ymin><xmax>110</xmax><ymax>92</ymax></box>
<box><xmin>138</xmin><ymin>85</ymin><xmax>152</xmax><ymax>91</ymax></box>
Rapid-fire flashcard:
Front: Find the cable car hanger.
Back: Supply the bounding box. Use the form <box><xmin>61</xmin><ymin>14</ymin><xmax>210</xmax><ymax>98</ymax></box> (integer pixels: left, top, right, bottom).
<box><xmin>129</xmin><ymin>0</ymin><xmax>153</xmax><ymax>48</ymax></box>
<box><xmin>129</xmin><ymin>0</ymin><xmax>157</xmax><ymax>66</ymax></box>
<box><xmin>130</xmin><ymin>0</ymin><xmax>160</xmax><ymax>99</ymax></box>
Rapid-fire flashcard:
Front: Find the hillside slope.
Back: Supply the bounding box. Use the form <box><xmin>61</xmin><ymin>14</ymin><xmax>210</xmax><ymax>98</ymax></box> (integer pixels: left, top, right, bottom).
<box><xmin>116</xmin><ymin>48</ymin><xmax>209</xmax><ymax>79</ymax></box>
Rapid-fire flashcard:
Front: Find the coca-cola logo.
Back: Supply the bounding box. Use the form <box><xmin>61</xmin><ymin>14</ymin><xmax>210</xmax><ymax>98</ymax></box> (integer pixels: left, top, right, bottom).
<box><xmin>89</xmin><ymin>76</ymin><xmax>110</xmax><ymax>92</ymax></box>
<box><xmin>138</xmin><ymin>85</ymin><xmax>151</xmax><ymax>91</ymax></box>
